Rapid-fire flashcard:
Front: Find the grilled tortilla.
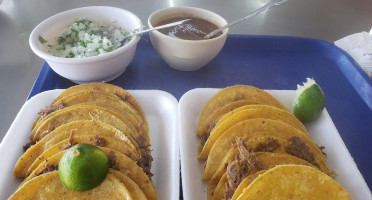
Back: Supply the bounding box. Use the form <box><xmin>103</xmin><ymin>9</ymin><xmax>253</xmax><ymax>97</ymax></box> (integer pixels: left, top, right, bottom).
<box><xmin>30</xmin><ymin>104</ymin><xmax>140</xmax><ymax>142</ymax></box>
<box><xmin>33</xmin><ymin>90</ymin><xmax>149</xmax><ymax>142</ymax></box>
<box><xmin>9</xmin><ymin>171</ymin><xmax>133</xmax><ymax>200</ymax></box>
<box><xmin>52</xmin><ymin>82</ymin><xmax>146</xmax><ymax>125</ymax></box>
<box><xmin>235</xmin><ymin>165</ymin><xmax>352</xmax><ymax>200</ymax></box>
<box><xmin>198</xmin><ymin>104</ymin><xmax>308</xmax><ymax>158</ymax></box>
<box><xmin>14</xmin><ymin>120</ymin><xmax>139</xmax><ymax>178</ymax></box>
<box><xmin>202</xmin><ymin>118</ymin><xmax>330</xmax><ymax>179</ymax></box>
<box><xmin>196</xmin><ymin>85</ymin><xmax>288</xmax><ymax>137</ymax></box>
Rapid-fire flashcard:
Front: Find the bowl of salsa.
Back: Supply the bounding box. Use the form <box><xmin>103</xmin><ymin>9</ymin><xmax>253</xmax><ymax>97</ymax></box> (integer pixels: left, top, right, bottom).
<box><xmin>148</xmin><ymin>6</ymin><xmax>228</xmax><ymax>71</ymax></box>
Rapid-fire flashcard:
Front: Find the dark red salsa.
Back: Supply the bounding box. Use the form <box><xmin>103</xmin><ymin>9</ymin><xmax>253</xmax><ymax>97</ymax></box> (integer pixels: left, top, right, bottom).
<box><xmin>154</xmin><ymin>16</ymin><xmax>222</xmax><ymax>40</ymax></box>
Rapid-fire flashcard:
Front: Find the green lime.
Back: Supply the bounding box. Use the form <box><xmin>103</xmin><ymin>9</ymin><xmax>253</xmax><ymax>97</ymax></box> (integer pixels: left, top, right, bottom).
<box><xmin>58</xmin><ymin>143</ymin><xmax>109</xmax><ymax>191</ymax></box>
<box><xmin>293</xmin><ymin>78</ymin><xmax>325</xmax><ymax>123</ymax></box>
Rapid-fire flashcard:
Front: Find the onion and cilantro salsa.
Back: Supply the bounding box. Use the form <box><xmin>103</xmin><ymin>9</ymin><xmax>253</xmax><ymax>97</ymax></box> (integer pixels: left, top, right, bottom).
<box><xmin>39</xmin><ymin>18</ymin><xmax>135</xmax><ymax>58</ymax></box>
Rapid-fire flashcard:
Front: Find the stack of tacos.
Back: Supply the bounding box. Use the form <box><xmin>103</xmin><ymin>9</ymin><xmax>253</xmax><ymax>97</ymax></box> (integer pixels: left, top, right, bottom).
<box><xmin>10</xmin><ymin>83</ymin><xmax>157</xmax><ymax>200</ymax></box>
<box><xmin>196</xmin><ymin>84</ymin><xmax>351</xmax><ymax>199</ymax></box>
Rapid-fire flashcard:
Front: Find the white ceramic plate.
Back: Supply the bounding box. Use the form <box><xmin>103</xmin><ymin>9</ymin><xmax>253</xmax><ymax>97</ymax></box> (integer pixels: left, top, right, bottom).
<box><xmin>179</xmin><ymin>88</ymin><xmax>372</xmax><ymax>200</ymax></box>
<box><xmin>0</xmin><ymin>89</ymin><xmax>179</xmax><ymax>200</ymax></box>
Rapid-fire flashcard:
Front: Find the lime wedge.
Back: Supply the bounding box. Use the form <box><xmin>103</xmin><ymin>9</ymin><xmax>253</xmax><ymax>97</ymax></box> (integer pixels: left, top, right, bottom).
<box><xmin>58</xmin><ymin>144</ymin><xmax>109</xmax><ymax>191</ymax></box>
<box><xmin>293</xmin><ymin>78</ymin><xmax>325</xmax><ymax>123</ymax></box>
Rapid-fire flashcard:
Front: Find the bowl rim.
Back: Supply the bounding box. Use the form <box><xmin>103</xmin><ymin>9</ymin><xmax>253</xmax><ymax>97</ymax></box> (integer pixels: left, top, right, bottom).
<box><xmin>147</xmin><ymin>6</ymin><xmax>229</xmax><ymax>43</ymax></box>
<box><xmin>29</xmin><ymin>6</ymin><xmax>143</xmax><ymax>64</ymax></box>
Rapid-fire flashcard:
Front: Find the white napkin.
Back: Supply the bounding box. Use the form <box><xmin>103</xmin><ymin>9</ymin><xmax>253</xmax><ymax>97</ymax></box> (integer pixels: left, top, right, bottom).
<box><xmin>334</xmin><ymin>29</ymin><xmax>372</xmax><ymax>79</ymax></box>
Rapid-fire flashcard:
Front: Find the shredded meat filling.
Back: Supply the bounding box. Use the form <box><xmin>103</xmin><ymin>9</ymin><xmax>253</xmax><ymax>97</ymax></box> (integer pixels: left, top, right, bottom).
<box><xmin>34</xmin><ymin>164</ymin><xmax>58</xmax><ymax>177</ymax></box>
<box><xmin>200</xmin><ymin>134</ymin><xmax>209</xmax><ymax>147</ymax></box>
<box><xmin>318</xmin><ymin>145</ymin><xmax>327</xmax><ymax>156</ymax></box>
<box><xmin>206</xmin><ymin>120</ymin><xmax>218</xmax><ymax>134</ymax></box>
<box><xmin>23</xmin><ymin>140</ymin><xmax>36</xmax><ymax>152</ymax></box>
<box><xmin>251</xmin><ymin>137</ymin><xmax>280</xmax><ymax>152</ymax></box>
<box><xmin>94</xmin><ymin>135</ymin><xmax>107</xmax><ymax>147</ymax></box>
<box><xmin>107</xmin><ymin>150</ymin><xmax>120</xmax><ymax>171</ymax></box>
<box><xmin>285</xmin><ymin>136</ymin><xmax>320</xmax><ymax>168</ymax></box>
<box><xmin>200</xmin><ymin>120</ymin><xmax>219</xmax><ymax>146</ymax></box>
<box><xmin>135</xmin><ymin>134</ymin><xmax>153</xmax><ymax>178</ymax></box>
<box><xmin>224</xmin><ymin>138</ymin><xmax>263</xmax><ymax>199</ymax></box>
<box><xmin>38</xmin><ymin>103</ymin><xmax>64</xmax><ymax>118</ymax></box>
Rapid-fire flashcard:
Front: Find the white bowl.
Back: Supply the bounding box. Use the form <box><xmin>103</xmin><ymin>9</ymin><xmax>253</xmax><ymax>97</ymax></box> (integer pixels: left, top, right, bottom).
<box><xmin>148</xmin><ymin>6</ymin><xmax>228</xmax><ymax>71</ymax></box>
<box><xmin>29</xmin><ymin>6</ymin><xmax>142</xmax><ymax>83</ymax></box>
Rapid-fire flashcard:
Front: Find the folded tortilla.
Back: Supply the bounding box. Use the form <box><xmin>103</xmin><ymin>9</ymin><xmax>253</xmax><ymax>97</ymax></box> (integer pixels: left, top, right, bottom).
<box><xmin>198</xmin><ymin>104</ymin><xmax>308</xmax><ymax>158</ymax></box>
<box><xmin>236</xmin><ymin>165</ymin><xmax>352</xmax><ymax>200</ymax></box>
<box><xmin>196</xmin><ymin>85</ymin><xmax>288</xmax><ymax>137</ymax></box>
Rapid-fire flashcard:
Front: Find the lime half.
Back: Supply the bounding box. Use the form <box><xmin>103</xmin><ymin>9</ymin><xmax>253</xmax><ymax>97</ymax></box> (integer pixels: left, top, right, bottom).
<box><xmin>58</xmin><ymin>143</ymin><xmax>109</xmax><ymax>191</ymax></box>
<box><xmin>293</xmin><ymin>78</ymin><xmax>325</xmax><ymax>123</ymax></box>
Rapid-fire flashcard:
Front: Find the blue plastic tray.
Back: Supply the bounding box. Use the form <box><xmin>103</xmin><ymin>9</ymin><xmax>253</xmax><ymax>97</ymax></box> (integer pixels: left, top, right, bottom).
<box><xmin>28</xmin><ymin>34</ymin><xmax>372</xmax><ymax>192</ymax></box>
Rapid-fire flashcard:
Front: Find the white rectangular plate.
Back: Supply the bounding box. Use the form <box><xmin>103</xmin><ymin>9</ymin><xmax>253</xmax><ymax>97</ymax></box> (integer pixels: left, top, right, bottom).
<box><xmin>0</xmin><ymin>89</ymin><xmax>179</xmax><ymax>200</ymax></box>
<box><xmin>179</xmin><ymin>88</ymin><xmax>372</xmax><ymax>200</ymax></box>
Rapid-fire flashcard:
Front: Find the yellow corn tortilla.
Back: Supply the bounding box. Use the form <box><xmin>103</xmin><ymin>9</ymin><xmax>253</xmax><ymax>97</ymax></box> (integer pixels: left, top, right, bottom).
<box><xmin>9</xmin><ymin>171</ymin><xmax>133</xmax><ymax>200</ymax></box>
<box><xmin>214</xmin><ymin>104</ymin><xmax>307</xmax><ymax>134</ymax></box>
<box><xmin>23</xmin><ymin>149</ymin><xmax>151</xmax><ymax>200</ymax></box>
<box><xmin>32</xmin><ymin>90</ymin><xmax>148</xmax><ymax>140</ymax></box>
<box><xmin>24</xmin><ymin>135</ymin><xmax>140</xmax><ymax>178</ymax></box>
<box><xmin>198</xmin><ymin>105</ymin><xmax>308</xmax><ymax>158</ymax></box>
<box><xmin>203</xmin><ymin>118</ymin><xmax>329</xmax><ymax>179</ymax></box>
<box><xmin>196</xmin><ymin>85</ymin><xmax>288</xmax><ymax>137</ymax></box>
<box><xmin>30</xmin><ymin>105</ymin><xmax>140</xmax><ymax>142</ymax></box>
<box><xmin>236</xmin><ymin>165</ymin><xmax>352</xmax><ymax>200</ymax></box>
<box><xmin>14</xmin><ymin>120</ymin><xmax>139</xmax><ymax>178</ymax></box>
<box><xmin>210</xmin><ymin>153</ymin><xmax>315</xmax><ymax>200</ymax></box>
<box><xmin>109</xmin><ymin>169</ymin><xmax>148</xmax><ymax>200</ymax></box>
<box><xmin>52</xmin><ymin>82</ymin><xmax>146</xmax><ymax>125</ymax></box>
<box><xmin>58</xmin><ymin>90</ymin><xmax>146</xmax><ymax>135</ymax></box>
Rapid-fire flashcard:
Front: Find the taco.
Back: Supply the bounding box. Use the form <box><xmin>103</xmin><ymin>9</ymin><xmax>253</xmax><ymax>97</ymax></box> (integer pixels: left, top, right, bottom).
<box><xmin>196</xmin><ymin>85</ymin><xmax>288</xmax><ymax>137</ymax></box>
<box><xmin>23</xmin><ymin>148</ymin><xmax>154</xmax><ymax>200</ymax></box>
<box><xmin>25</xmin><ymin>135</ymin><xmax>140</xmax><ymax>178</ymax></box>
<box><xmin>207</xmin><ymin>137</ymin><xmax>290</xmax><ymax>199</ymax></box>
<box><xmin>198</xmin><ymin>104</ymin><xmax>308</xmax><ymax>158</ymax></box>
<box><xmin>33</xmin><ymin>90</ymin><xmax>148</xmax><ymax>141</ymax></box>
<box><xmin>52</xmin><ymin>82</ymin><xmax>146</xmax><ymax>125</ymax></box>
<box><xmin>207</xmin><ymin>134</ymin><xmax>328</xmax><ymax>191</ymax></box>
<box><xmin>198</xmin><ymin>100</ymin><xmax>262</xmax><ymax>137</ymax></box>
<box><xmin>30</xmin><ymin>105</ymin><xmax>140</xmax><ymax>142</ymax></box>
<box><xmin>210</xmin><ymin>152</ymin><xmax>315</xmax><ymax>200</ymax></box>
<box><xmin>9</xmin><ymin>171</ymin><xmax>133</xmax><ymax>200</ymax></box>
<box><xmin>14</xmin><ymin>120</ymin><xmax>139</xmax><ymax>178</ymax></box>
<box><xmin>235</xmin><ymin>165</ymin><xmax>352</xmax><ymax>200</ymax></box>
<box><xmin>203</xmin><ymin>118</ymin><xmax>329</xmax><ymax>179</ymax></box>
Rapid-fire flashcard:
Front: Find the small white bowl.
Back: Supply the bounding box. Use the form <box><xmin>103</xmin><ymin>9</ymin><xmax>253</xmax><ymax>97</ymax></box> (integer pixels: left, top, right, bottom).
<box><xmin>29</xmin><ymin>6</ymin><xmax>142</xmax><ymax>83</ymax></box>
<box><xmin>148</xmin><ymin>6</ymin><xmax>228</xmax><ymax>71</ymax></box>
